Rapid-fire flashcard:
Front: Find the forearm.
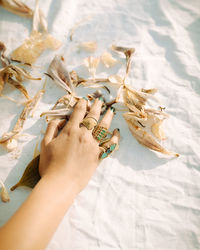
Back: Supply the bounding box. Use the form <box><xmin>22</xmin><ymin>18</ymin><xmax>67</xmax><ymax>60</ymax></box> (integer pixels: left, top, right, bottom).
<box><xmin>0</xmin><ymin>173</ymin><xmax>79</xmax><ymax>250</ymax></box>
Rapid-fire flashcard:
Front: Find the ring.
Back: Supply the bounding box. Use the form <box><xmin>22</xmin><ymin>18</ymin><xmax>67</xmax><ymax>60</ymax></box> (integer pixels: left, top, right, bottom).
<box><xmin>92</xmin><ymin>125</ymin><xmax>111</xmax><ymax>143</ymax></box>
<box><xmin>80</xmin><ymin>117</ymin><xmax>98</xmax><ymax>130</ymax></box>
<box><xmin>99</xmin><ymin>143</ymin><xmax>117</xmax><ymax>159</ymax></box>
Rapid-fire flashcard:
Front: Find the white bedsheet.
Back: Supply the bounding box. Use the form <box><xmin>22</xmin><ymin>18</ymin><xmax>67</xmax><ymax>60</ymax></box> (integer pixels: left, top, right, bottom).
<box><xmin>0</xmin><ymin>0</ymin><xmax>200</xmax><ymax>249</ymax></box>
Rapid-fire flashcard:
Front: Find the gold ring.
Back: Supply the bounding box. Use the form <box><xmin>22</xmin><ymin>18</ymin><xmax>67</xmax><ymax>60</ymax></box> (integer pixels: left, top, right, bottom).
<box><xmin>92</xmin><ymin>125</ymin><xmax>111</xmax><ymax>143</ymax></box>
<box><xmin>80</xmin><ymin>117</ymin><xmax>98</xmax><ymax>130</ymax></box>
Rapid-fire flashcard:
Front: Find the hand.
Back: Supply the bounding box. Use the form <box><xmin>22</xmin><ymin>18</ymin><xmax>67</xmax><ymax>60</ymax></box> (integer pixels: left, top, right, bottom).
<box><xmin>39</xmin><ymin>98</ymin><xmax>120</xmax><ymax>193</ymax></box>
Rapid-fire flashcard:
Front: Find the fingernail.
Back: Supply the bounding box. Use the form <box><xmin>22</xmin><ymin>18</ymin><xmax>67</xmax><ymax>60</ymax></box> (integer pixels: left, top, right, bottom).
<box><xmin>83</xmin><ymin>97</ymin><xmax>88</xmax><ymax>101</ymax></box>
<box><xmin>110</xmin><ymin>106</ymin><xmax>115</xmax><ymax>112</ymax></box>
<box><xmin>116</xmin><ymin>128</ymin><xmax>120</xmax><ymax>132</ymax></box>
<box><xmin>98</xmin><ymin>97</ymin><xmax>104</xmax><ymax>102</ymax></box>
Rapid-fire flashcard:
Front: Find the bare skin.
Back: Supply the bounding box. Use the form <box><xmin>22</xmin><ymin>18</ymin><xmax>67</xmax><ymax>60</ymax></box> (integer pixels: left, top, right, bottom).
<box><xmin>0</xmin><ymin>98</ymin><xmax>120</xmax><ymax>250</ymax></box>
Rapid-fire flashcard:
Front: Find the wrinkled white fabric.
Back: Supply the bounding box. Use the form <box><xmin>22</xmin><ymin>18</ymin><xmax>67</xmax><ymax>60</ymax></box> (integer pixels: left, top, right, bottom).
<box><xmin>0</xmin><ymin>0</ymin><xmax>200</xmax><ymax>249</ymax></box>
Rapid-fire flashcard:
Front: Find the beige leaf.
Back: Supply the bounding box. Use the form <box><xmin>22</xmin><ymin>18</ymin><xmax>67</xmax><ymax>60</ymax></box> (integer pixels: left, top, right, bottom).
<box><xmin>101</xmin><ymin>52</ymin><xmax>118</xmax><ymax>68</ymax></box>
<box><xmin>79</xmin><ymin>41</ymin><xmax>97</xmax><ymax>52</ymax></box>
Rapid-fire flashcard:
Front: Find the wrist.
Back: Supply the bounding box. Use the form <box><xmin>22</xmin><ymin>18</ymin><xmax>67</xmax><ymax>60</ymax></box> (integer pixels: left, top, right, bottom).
<box><xmin>39</xmin><ymin>171</ymin><xmax>81</xmax><ymax>200</ymax></box>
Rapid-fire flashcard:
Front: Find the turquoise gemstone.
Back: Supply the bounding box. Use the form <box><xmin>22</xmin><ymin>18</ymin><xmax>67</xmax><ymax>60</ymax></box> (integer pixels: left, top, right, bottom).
<box><xmin>110</xmin><ymin>144</ymin><xmax>116</xmax><ymax>151</ymax></box>
<box><xmin>101</xmin><ymin>152</ymin><xmax>108</xmax><ymax>159</ymax></box>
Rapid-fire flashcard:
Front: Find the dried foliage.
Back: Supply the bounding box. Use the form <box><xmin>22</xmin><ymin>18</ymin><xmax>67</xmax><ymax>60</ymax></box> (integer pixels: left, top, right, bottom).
<box><xmin>0</xmin><ymin>179</ymin><xmax>10</xmax><ymax>202</ymax></box>
<box><xmin>101</xmin><ymin>52</ymin><xmax>118</xmax><ymax>68</ymax></box>
<box><xmin>11</xmin><ymin>0</ymin><xmax>61</xmax><ymax>64</ymax></box>
<box><xmin>84</xmin><ymin>56</ymin><xmax>100</xmax><ymax>78</ymax></box>
<box><xmin>0</xmin><ymin>0</ymin><xmax>33</xmax><ymax>18</ymax></box>
<box><xmin>0</xmin><ymin>86</ymin><xmax>45</xmax><ymax>150</ymax></box>
<box><xmin>79</xmin><ymin>41</ymin><xmax>97</xmax><ymax>52</ymax></box>
<box><xmin>0</xmin><ymin>64</ymin><xmax>41</xmax><ymax>98</ymax></box>
<box><xmin>11</xmin><ymin>155</ymin><xmax>41</xmax><ymax>191</ymax></box>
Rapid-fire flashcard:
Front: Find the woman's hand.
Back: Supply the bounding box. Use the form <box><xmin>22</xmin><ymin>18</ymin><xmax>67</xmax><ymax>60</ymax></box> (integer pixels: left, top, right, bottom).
<box><xmin>39</xmin><ymin>98</ymin><xmax>120</xmax><ymax>193</ymax></box>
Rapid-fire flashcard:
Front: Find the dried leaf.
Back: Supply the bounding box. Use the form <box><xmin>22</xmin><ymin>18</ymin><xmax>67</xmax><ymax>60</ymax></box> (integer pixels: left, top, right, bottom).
<box><xmin>11</xmin><ymin>0</ymin><xmax>61</xmax><ymax>64</ymax></box>
<box><xmin>0</xmin><ymin>0</ymin><xmax>33</xmax><ymax>18</ymax></box>
<box><xmin>101</xmin><ymin>52</ymin><xmax>118</xmax><ymax>68</ymax></box>
<box><xmin>151</xmin><ymin>120</ymin><xmax>166</xmax><ymax>140</ymax></box>
<box><xmin>0</xmin><ymin>64</ymin><xmax>41</xmax><ymax>98</ymax></box>
<box><xmin>108</xmin><ymin>75</ymin><xmax>123</xmax><ymax>85</ymax></box>
<box><xmin>112</xmin><ymin>45</ymin><xmax>135</xmax><ymax>81</ymax></box>
<box><xmin>0</xmin><ymin>87</ymin><xmax>45</xmax><ymax>145</ymax></box>
<box><xmin>0</xmin><ymin>180</ymin><xmax>10</xmax><ymax>202</ymax></box>
<box><xmin>48</xmin><ymin>55</ymin><xmax>75</xmax><ymax>94</ymax></box>
<box><xmin>79</xmin><ymin>41</ymin><xmax>97</xmax><ymax>52</ymax></box>
<box><xmin>11</xmin><ymin>31</ymin><xmax>61</xmax><ymax>64</ymax></box>
<box><xmin>0</xmin><ymin>41</ymin><xmax>10</xmax><ymax>67</ymax></box>
<box><xmin>123</xmin><ymin>113</ymin><xmax>179</xmax><ymax>157</ymax></box>
<box><xmin>11</xmin><ymin>155</ymin><xmax>41</xmax><ymax>191</ymax></box>
<box><xmin>84</xmin><ymin>56</ymin><xmax>99</xmax><ymax>78</ymax></box>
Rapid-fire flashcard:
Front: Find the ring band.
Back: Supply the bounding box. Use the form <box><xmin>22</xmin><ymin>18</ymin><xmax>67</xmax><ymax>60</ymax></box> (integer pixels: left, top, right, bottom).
<box><xmin>80</xmin><ymin>117</ymin><xmax>98</xmax><ymax>130</ymax></box>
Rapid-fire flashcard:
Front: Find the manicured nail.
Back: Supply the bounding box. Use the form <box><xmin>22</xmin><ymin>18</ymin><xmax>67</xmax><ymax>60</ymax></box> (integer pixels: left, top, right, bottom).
<box><xmin>83</xmin><ymin>97</ymin><xmax>88</xmax><ymax>101</ymax></box>
<box><xmin>110</xmin><ymin>106</ymin><xmax>115</xmax><ymax>112</ymax></box>
<box><xmin>116</xmin><ymin>128</ymin><xmax>120</xmax><ymax>132</ymax></box>
<box><xmin>98</xmin><ymin>97</ymin><xmax>104</xmax><ymax>102</ymax></box>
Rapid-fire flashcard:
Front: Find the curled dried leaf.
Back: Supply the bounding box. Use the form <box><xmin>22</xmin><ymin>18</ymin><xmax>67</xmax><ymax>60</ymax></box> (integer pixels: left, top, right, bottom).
<box><xmin>48</xmin><ymin>55</ymin><xmax>75</xmax><ymax>94</ymax></box>
<box><xmin>0</xmin><ymin>0</ymin><xmax>33</xmax><ymax>18</ymax></box>
<box><xmin>11</xmin><ymin>155</ymin><xmax>41</xmax><ymax>191</ymax></box>
<box><xmin>123</xmin><ymin>113</ymin><xmax>179</xmax><ymax>157</ymax></box>
<box><xmin>0</xmin><ymin>180</ymin><xmax>10</xmax><ymax>202</ymax></box>
<box><xmin>0</xmin><ymin>64</ymin><xmax>40</xmax><ymax>98</ymax></box>
<box><xmin>101</xmin><ymin>52</ymin><xmax>118</xmax><ymax>68</ymax></box>
<box><xmin>79</xmin><ymin>41</ymin><xmax>97</xmax><ymax>52</ymax></box>
<box><xmin>84</xmin><ymin>56</ymin><xmax>99</xmax><ymax>78</ymax></box>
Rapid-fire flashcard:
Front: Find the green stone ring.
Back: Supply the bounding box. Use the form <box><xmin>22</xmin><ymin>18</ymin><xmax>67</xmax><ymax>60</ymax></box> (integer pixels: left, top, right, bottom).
<box><xmin>100</xmin><ymin>143</ymin><xmax>117</xmax><ymax>159</ymax></box>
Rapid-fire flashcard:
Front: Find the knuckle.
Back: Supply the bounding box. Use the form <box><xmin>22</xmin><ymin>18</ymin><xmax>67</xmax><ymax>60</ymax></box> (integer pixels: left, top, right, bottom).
<box><xmin>79</xmin><ymin>133</ymin><xmax>89</xmax><ymax>143</ymax></box>
<box><xmin>67</xmin><ymin>126</ymin><xmax>79</xmax><ymax>136</ymax></box>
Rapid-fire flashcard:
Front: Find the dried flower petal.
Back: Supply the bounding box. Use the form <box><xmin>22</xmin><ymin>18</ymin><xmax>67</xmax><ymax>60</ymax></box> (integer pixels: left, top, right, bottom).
<box><xmin>108</xmin><ymin>75</ymin><xmax>123</xmax><ymax>85</ymax></box>
<box><xmin>101</xmin><ymin>52</ymin><xmax>118</xmax><ymax>68</ymax></box>
<box><xmin>112</xmin><ymin>45</ymin><xmax>135</xmax><ymax>81</ymax></box>
<box><xmin>151</xmin><ymin>120</ymin><xmax>166</xmax><ymax>140</ymax></box>
<box><xmin>4</xmin><ymin>138</ymin><xmax>18</xmax><ymax>151</ymax></box>
<box><xmin>0</xmin><ymin>180</ymin><xmax>10</xmax><ymax>202</ymax></box>
<box><xmin>11</xmin><ymin>0</ymin><xmax>61</xmax><ymax>64</ymax></box>
<box><xmin>79</xmin><ymin>41</ymin><xmax>97</xmax><ymax>52</ymax></box>
<box><xmin>48</xmin><ymin>55</ymin><xmax>75</xmax><ymax>94</ymax></box>
<box><xmin>123</xmin><ymin>113</ymin><xmax>178</xmax><ymax>157</ymax></box>
<box><xmin>11</xmin><ymin>31</ymin><xmax>61</xmax><ymax>64</ymax></box>
<box><xmin>84</xmin><ymin>56</ymin><xmax>99</xmax><ymax>78</ymax></box>
<box><xmin>0</xmin><ymin>0</ymin><xmax>33</xmax><ymax>18</ymax></box>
